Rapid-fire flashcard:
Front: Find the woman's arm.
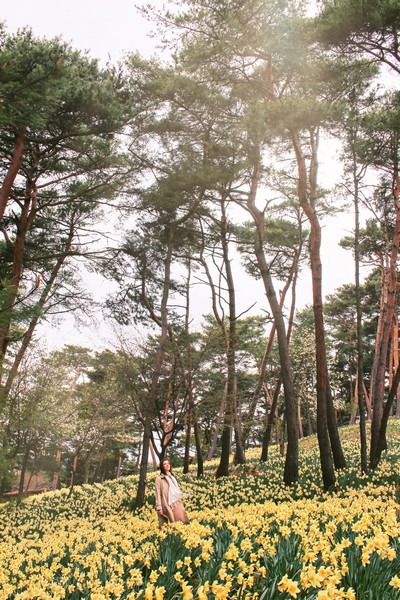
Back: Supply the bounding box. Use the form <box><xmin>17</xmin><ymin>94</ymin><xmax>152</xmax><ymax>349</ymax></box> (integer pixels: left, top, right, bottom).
<box><xmin>155</xmin><ymin>476</ymin><xmax>163</xmax><ymax>511</ymax></box>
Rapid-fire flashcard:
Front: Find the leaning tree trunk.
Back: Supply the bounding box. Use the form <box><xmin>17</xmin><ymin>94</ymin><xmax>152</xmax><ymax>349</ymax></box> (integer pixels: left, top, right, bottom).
<box><xmin>372</xmin><ymin>361</ymin><xmax>400</xmax><ymax>468</ymax></box>
<box><xmin>260</xmin><ymin>259</ymin><xmax>300</xmax><ymax>461</ymax></box>
<box><xmin>0</xmin><ymin>127</ymin><xmax>25</xmax><ymax>222</ymax></box>
<box><xmin>2</xmin><ymin>210</ymin><xmax>77</xmax><ymax>410</ymax></box>
<box><xmin>247</xmin><ymin>162</ymin><xmax>298</xmax><ymax>485</ymax></box>
<box><xmin>242</xmin><ymin>240</ymin><xmax>301</xmax><ymax>448</ymax></box>
<box><xmin>134</xmin><ymin>226</ymin><xmax>175</xmax><ymax>509</ymax></box>
<box><xmin>370</xmin><ymin>168</ymin><xmax>400</xmax><ymax>469</ymax></box>
<box><xmin>369</xmin><ymin>263</ymin><xmax>385</xmax><ymax>410</ymax></box>
<box><xmin>292</xmin><ymin>129</ymin><xmax>337</xmax><ymax>489</ymax></box>
<box><xmin>0</xmin><ymin>179</ymin><xmax>38</xmax><ymax>393</ymax></box>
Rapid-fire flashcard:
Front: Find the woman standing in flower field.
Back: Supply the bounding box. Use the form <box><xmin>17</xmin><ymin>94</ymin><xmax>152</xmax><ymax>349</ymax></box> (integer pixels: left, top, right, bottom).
<box><xmin>155</xmin><ymin>458</ymin><xmax>189</xmax><ymax>527</ymax></box>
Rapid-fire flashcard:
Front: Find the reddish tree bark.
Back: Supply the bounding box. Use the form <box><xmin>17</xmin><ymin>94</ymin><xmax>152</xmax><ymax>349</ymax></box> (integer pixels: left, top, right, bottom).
<box><xmin>291</xmin><ymin>128</ymin><xmax>339</xmax><ymax>489</ymax></box>
<box><xmin>370</xmin><ymin>170</ymin><xmax>400</xmax><ymax>469</ymax></box>
<box><xmin>0</xmin><ymin>128</ymin><xmax>25</xmax><ymax>222</ymax></box>
<box><xmin>0</xmin><ymin>178</ymin><xmax>38</xmax><ymax>376</ymax></box>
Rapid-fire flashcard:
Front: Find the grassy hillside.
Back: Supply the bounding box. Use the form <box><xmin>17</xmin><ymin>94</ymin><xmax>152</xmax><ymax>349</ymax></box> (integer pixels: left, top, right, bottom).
<box><xmin>1</xmin><ymin>422</ymin><xmax>400</xmax><ymax>599</ymax></box>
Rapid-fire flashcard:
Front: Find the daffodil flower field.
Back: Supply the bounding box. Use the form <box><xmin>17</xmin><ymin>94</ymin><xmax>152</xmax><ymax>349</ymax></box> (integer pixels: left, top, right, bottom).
<box><xmin>1</xmin><ymin>425</ymin><xmax>400</xmax><ymax>599</ymax></box>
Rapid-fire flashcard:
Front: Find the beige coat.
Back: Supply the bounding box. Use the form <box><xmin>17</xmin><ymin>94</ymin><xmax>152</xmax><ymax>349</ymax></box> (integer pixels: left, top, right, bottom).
<box><xmin>154</xmin><ymin>473</ymin><xmax>188</xmax><ymax>527</ymax></box>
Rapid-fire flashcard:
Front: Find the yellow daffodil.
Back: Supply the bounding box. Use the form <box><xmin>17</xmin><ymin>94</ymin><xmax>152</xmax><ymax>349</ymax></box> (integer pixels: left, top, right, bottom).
<box><xmin>390</xmin><ymin>575</ymin><xmax>400</xmax><ymax>589</ymax></box>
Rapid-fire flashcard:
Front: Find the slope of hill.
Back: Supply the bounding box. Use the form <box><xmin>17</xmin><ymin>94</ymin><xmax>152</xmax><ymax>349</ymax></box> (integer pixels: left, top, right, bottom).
<box><xmin>1</xmin><ymin>423</ymin><xmax>400</xmax><ymax>599</ymax></box>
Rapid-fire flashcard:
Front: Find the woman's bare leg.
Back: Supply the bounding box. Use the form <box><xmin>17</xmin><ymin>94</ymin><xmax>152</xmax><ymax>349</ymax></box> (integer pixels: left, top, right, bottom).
<box><xmin>172</xmin><ymin>500</ymin><xmax>189</xmax><ymax>523</ymax></box>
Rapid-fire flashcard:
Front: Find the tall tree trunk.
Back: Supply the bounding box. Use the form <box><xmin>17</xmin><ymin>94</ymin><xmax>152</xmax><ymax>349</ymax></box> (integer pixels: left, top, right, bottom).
<box><xmin>350</xmin><ymin>372</ymin><xmax>359</xmax><ymax>425</ymax></box>
<box><xmin>396</xmin><ymin>316</ymin><xmax>400</xmax><ymax>417</ymax></box>
<box><xmin>0</xmin><ymin>180</ymin><xmax>38</xmax><ymax>384</ymax></box>
<box><xmin>134</xmin><ymin>226</ymin><xmax>175</xmax><ymax>509</ymax></box>
<box><xmin>233</xmin><ymin>376</ymin><xmax>245</xmax><ymax>465</ymax></box>
<box><xmin>246</xmin><ymin>162</ymin><xmax>298</xmax><ymax>485</ymax></box>
<box><xmin>1</xmin><ymin>209</ymin><xmax>77</xmax><ymax>410</ymax></box>
<box><xmin>326</xmin><ymin>366</ymin><xmax>346</xmax><ymax>469</ymax></box>
<box><xmin>280</xmin><ymin>415</ymin><xmax>286</xmax><ymax>457</ymax></box>
<box><xmin>149</xmin><ymin>438</ymin><xmax>158</xmax><ymax>470</ymax></box>
<box><xmin>297</xmin><ymin>377</ymin><xmax>306</xmax><ymax>439</ymax></box>
<box><xmin>233</xmin><ymin>376</ymin><xmax>244</xmax><ymax>464</ymax></box>
<box><xmin>183</xmin><ymin>414</ymin><xmax>191</xmax><ymax>474</ymax></box>
<box><xmin>0</xmin><ymin>127</ymin><xmax>25</xmax><ymax>222</ymax></box>
<box><xmin>183</xmin><ymin>258</ymin><xmax>204</xmax><ymax>477</ymax></box>
<box><xmin>207</xmin><ymin>383</ymin><xmax>226</xmax><ymax>460</ymax></box>
<box><xmin>370</xmin><ymin>169</ymin><xmax>400</xmax><ymax>469</ymax></box>
<box><xmin>260</xmin><ymin>262</ymin><xmax>299</xmax><ymax>460</ymax></box>
<box><xmin>192</xmin><ymin>411</ymin><xmax>204</xmax><ymax>477</ymax></box>
<box><xmin>52</xmin><ymin>450</ymin><xmax>62</xmax><ymax>491</ymax></box>
<box><xmin>307</xmin><ymin>393</ymin><xmax>313</xmax><ymax>436</ymax></box>
<box><xmin>161</xmin><ymin>374</ymin><xmax>175</xmax><ymax>454</ymax></box>
<box><xmin>351</xmin><ymin>133</ymin><xmax>368</xmax><ymax>473</ymax></box>
<box><xmin>242</xmin><ymin>239</ymin><xmax>301</xmax><ymax>446</ymax></box>
<box><xmin>18</xmin><ymin>443</ymin><xmax>30</xmax><ymax>495</ymax></box>
<box><xmin>25</xmin><ymin>457</ymin><xmax>36</xmax><ymax>491</ymax></box>
<box><xmin>372</xmin><ymin>361</ymin><xmax>400</xmax><ymax>468</ymax></box>
<box><xmin>116</xmin><ymin>452</ymin><xmax>123</xmax><ymax>479</ymax></box>
<box><xmin>216</xmin><ymin>200</ymin><xmax>239</xmax><ymax>476</ymax></box>
<box><xmin>292</xmin><ymin>129</ymin><xmax>337</xmax><ymax>489</ymax></box>
<box><xmin>261</xmin><ymin>376</ymin><xmax>282</xmax><ymax>462</ymax></box>
<box><xmin>369</xmin><ymin>264</ymin><xmax>386</xmax><ymax>406</ymax></box>
<box><xmin>361</xmin><ymin>382</ymin><xmax>372</xmax><ymax>420</ymax></box>
<box><xmin>69</xmin><ymin>451</ymin><xmax>80</xmax><ymax>495</ymax></box>
<box><xmin>198</xmin><ymin>224</ymin><xmax>232</xmax><ymax>467</ymax></box>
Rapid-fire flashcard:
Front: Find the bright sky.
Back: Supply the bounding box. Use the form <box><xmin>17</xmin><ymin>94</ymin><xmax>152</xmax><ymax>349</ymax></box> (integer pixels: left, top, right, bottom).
<box><xmin>1</xmin><ymin>1</ymin><xmax>357</xmax><ymax>349</ymax></box>
<box><xmin>1</xmin><ymin>0</ymin><xmax>161</xmax><ymax>63</ymax></box>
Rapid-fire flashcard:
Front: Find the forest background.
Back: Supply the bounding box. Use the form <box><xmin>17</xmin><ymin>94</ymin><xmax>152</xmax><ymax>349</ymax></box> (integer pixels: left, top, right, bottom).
<box><xmin>1</xmin><ymin>0</ymin><xmax>400</xmax><ymax>506</ymax></box>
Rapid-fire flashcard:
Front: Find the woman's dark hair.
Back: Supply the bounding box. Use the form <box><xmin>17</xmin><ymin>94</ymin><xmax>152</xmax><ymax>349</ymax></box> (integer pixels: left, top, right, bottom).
<box><xmin>160</xmin><ymin>459</ymin><xmax>173</xmax><ymax>475</ymax></box>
